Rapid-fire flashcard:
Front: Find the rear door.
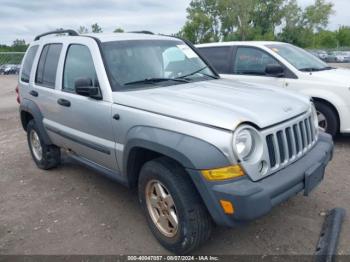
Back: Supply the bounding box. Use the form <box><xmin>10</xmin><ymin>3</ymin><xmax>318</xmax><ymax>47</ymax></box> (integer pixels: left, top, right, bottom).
<box><xmin>198</xmin><ymin>46</ymin><xmax>234</xmax><ymax>75</ymax></box>
<box><xmin>30</xmin><ymin>43</ymin><xmax>67</xmax><ymax>147</ymax></box>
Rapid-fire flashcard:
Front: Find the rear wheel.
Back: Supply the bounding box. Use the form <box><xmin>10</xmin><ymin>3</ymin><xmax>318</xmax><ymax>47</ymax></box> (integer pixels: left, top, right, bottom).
<box><xmin>314</xmin><ymin>101</ymin><xmax>338</xmax><ymax>137</ymax></box>
<box><xmin>138</xmin><ymin>157</ymin><xmax>212</xmax><ymax>254</ymax></box>
<box><xmin>27</xmin><ymin>120</ymin><xmax>61</xmax><ymax>169</ymax></box>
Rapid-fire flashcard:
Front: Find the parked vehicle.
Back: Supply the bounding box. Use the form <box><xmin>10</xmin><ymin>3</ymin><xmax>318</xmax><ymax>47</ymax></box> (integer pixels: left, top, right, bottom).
<box><xmin>0</xmin><ymin>64</ymin><xmax>20</xmax><ymax>75</ymax></box>
<box><xmin>196</xmin><ymin>41</ymin><xmax>350</xmax><ymax>136</ymax></box>
<box><xmin>309</xmin><ymin>50</ymin><xmax>328</xmax><ymax>61</ymax></box>
<box><xmin>336</xmin><ymin>52</ymin><xmax>350</xmax><ymax>63</ymax></box>
<box><xmin>18</xmin><ymin>31</ymin><xmax>333</xmax><ymax>254</ymax></box>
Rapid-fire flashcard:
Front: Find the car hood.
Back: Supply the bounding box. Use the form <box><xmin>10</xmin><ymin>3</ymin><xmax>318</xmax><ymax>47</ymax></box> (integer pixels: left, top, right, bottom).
<box><xmin>306</xmin><ymin>68</ymin><xmax>350</xmax><ymax>85</ymax></box>
<box><xmin>112</xmin><ymin>79</ymin><xmax>310</xmax><ymax>131</ymax></box>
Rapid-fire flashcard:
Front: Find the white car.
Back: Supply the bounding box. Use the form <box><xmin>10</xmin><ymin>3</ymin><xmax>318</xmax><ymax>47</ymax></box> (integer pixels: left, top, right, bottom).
<box><xmin>196</xmin><ymin>41</ymin><xmax>350</xmax><ymax>136</ymax></box>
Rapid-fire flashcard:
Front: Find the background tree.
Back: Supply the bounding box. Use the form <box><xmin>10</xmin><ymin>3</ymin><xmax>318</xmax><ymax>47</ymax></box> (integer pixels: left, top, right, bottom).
<box><xmin>78</xmin><ymin>26</ymin><xmax>89</xmax><ymax>34</ymax></box>
<box><xmin>178</xmin><ymin>0</ymin><xmax>220</xmax><ymax>44</ymax></box>
<box><xmin>11</xmin><ymin>39</ymin><xmax>27</xmax><ymax>52</ymax></box>
<box><xmin>303</xmin><ymin>0</ymin><xmax>334</xmax><ymax>32</ymax></box>
<box><xmin>91</xmin><ymin>23</ymin><xmax>103</xmax><ymax>33</ymax></box>
<box><xmin>314</xmin><ymin>30</ymin><xmax>338</xmax><ymax>48</ymax></box>
<box><xmin>218</xmin><ymin>0</ymin><xmax>255</xmax><ymax>41</ymax></box>
<box><xmin>178</xmin><ymin>0</ymin><xmax>337</xmax><ymax>49</ymax></box>
<box><xmin>336</xmin><ymin>26</ymin><xmax>350</xmax><ymax>47</ymax></box>
<box><xmin>114</xmin><ymin>27</ymin><xmax>124</xmax><ymax>33</ymax></box>
<box><xmin>252</xmin><ymin>0</ymin><xmax>285</xmax><ymax>37</ymax></box>
<box><xmin>278</xmin><ymin>0</ymin><xmax>312</xmax><ymax>47</ymax></box>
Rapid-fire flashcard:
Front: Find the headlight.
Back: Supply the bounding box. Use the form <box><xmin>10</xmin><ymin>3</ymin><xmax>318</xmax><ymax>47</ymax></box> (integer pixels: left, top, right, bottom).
<box><xmin>233</xmin><ymin>126</ymin><xmax>264</xmax><ymax>162</ymax></box>
<box><xmin>234</xmin><ymin>129</ymin><xmax>254</xmax><ymax>160</ymax></box>
<box><xmin>311</xmin><ymin>103</ymin><xmax>319</xmax><ymax>130</ymax></box>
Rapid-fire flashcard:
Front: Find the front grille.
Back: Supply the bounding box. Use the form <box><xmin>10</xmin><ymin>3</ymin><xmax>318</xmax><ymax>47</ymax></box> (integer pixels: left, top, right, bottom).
<box><xmin>265</xmin><ymin>115</ymin><xmax>317</xmax><ymax>169</ymax></box>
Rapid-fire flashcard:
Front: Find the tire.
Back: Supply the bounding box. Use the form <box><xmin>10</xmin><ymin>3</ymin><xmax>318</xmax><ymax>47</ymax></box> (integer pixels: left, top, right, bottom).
<box><xmin>27</xmin><ymin>120</ymin><xmax>61</xmax><ymax>169</ymax></box>
<box><xmin>314</xmin><ymin>101</ymin><xmax>338</xmax><ymax>137</ymax></box>
<box><xmin>138</xmin><ymin>157</ymin><xmax>212</xmax><ymax>254</ymax></box>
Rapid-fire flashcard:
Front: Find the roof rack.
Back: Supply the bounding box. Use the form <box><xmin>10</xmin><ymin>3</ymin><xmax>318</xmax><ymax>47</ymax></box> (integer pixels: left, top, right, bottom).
<box><xmin>128</xmin><ymin>31</ymin><xmax>154</xmax><ymax>35</ymax></box>
<box><xmin>34</xmin><ymin>29</ymin><xmax>79</xmax><ymax>41</ymax></box>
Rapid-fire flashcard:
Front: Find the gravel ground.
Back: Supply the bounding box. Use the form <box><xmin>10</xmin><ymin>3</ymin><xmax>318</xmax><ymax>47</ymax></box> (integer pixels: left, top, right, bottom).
<box><xmin>0</xmin><ymin>71</ymin><xmax>349</xmax><ymax>255</ymax></box>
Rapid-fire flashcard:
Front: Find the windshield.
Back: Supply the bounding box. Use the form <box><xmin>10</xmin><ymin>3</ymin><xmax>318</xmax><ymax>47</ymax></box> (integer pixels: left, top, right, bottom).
<box><xmin>266</xmin><ymin>44</ymin><xmax>331</xmax><ymax>72</ymax></box>
<box><xmin>102</xmin><ymin>39</ymin><xmax>217</xmax><ymax>90</ymax></box>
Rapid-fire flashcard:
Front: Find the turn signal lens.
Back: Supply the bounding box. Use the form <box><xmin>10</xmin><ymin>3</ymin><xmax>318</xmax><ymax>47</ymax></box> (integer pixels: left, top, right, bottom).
<box><xmin>220</xmin><ymin>200</ymin><xmax>234</xmax><ymax>215</ymax></box>
<box><xmin>201</xmin><ymin>165</ymin><xmax>244</xmax><ymax>181</ymax></box>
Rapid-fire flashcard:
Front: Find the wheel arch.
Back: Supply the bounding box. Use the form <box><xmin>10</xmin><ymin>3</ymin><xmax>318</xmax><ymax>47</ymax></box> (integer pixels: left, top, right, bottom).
<box><xmin>20</xmin><ymin>99</ymin><xmax>52</xmax><ymax>145</ymax></box>
<box><xmin>312</xmin><ymin>97</ymin><xmax>341</xmax><ymax>132</ymax></box>
<box><xmin>123</xmin><ymin>126</ymin><xmax>230</xmax><ymax>188</ymax></box>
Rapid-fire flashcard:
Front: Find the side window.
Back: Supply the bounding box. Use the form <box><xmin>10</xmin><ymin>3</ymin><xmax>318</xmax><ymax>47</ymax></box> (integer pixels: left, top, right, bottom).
<box><xmin>63</xmin><ymin>45</ymin><xmax>98</xmax><ymax>93</ymax></box>
<box><xmin>198</xmin><ymin>47</ymin><xmax>231</xmax><ymax>74</ymax></box>
<box><xmin>21</xmin><ymin>45</ymin><xmax>39</xmax><ymax>83</ymax></box>
<box><xmin>35</xmin><ymin>44</ymin><xmax>62</xmax><ymax>88</ymax></box>
<box><xmin>234</xmin><ymin>47</ymin><xmax>280</xmax><ymax>76</ymax></box>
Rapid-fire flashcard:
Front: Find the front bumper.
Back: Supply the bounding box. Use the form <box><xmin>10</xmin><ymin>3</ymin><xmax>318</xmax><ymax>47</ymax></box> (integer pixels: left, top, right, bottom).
<box><xmin>187</xmin><ymin>132</ymin><xmax>334</xmax><ymax>227</ymax></box>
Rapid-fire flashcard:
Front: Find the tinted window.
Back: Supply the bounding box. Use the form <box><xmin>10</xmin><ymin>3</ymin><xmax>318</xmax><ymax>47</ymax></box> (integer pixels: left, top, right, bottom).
<box><xmin>35</xmin><ymin>44</ymin><xmax>62</xmax><ymax>88</ymax></box>
<box><xmin>198</xmin><ymin>47</ymin><xmax>231</xmax><ymax>73</ymax></box>
<box><xmin>21</xmin><ymin>45</ymin><xmax>38</xmax><ymax>83</ymax></box>
<box><xmin>234</xmin><ymin>47</ymin><xmax>280</xmax><ymax>76</ymax></box>
<box><xmin>63</xmin><ymin>45</ymin><xmax>98</xmax><ymax>93</ymax></box>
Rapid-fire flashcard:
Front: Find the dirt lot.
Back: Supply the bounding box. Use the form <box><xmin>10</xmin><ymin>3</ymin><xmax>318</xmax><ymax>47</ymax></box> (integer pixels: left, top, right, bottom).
<box><xmin>0</xmin><ymin>71</ymin><xmax>349</xmax><ymax>255</ymax></box>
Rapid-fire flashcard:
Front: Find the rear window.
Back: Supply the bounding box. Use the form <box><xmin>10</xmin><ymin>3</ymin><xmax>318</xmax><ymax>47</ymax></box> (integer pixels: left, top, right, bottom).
<box><xmin>21</xmin><ymin>45</ymin><xmax>39</xmax><ymax>83</ymax></box>
<box><xmin>198</xmin><ymin>47</ymin><xmax>232</xmax><ymax>74</ymax></box>
<box><xmin>35</xmin><ymin>44</ymin><xmax>62</xmax><ymax>88</ymax></box>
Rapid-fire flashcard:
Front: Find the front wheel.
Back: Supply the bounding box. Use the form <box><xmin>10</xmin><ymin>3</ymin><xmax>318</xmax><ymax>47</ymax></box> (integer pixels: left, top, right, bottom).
<box><xmin>138</xmin><ymin>157</ymin><xmax>212</xmax><ymax>254</ymax></box>
<box><xmin>314</xmin><ymin>101</ymin><xmax>338</xmax><ymax>137</ymax></box>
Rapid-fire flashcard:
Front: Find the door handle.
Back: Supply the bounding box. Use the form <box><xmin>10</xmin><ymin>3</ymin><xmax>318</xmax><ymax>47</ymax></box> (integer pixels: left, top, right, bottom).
<box><xmin>29</xmin><ymin>90</ymin><xmax>38</xmax><ymax>97</ymax></box>
<box><xmin>57</xmin><ymin>98</ymin><xmax>71</xmax><ymax>107</ymax></box>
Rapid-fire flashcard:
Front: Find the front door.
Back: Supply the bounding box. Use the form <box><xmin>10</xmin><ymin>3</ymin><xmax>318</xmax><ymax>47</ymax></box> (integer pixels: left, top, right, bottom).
<box><xmin>222</xmin><ymin>46</ymin><xmax>286</xmax><ymax>88</ymax></box>
<box><xmin>53</xmin><ymin>43</ymin><xmax>118</xmax><ymax>172</ymax></box>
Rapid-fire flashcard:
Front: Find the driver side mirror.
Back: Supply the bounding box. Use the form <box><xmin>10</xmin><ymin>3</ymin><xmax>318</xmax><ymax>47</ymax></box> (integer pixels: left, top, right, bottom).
<box><xmin>265</xmin><ymin>64</ymin><xmax>285</xmax><ymax>77</ymax></box>
<box><xmin>74</xmin><ymin>77</ymin><xmax>101</xmax><ymax>99</ymax></box>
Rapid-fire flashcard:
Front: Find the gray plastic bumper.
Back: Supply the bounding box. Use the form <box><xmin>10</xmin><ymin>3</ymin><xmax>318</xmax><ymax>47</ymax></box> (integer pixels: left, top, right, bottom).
<box><xmin>187</xmin><ymin>132</ymin><xmax>334</xmax><ymax>227</ymax></box>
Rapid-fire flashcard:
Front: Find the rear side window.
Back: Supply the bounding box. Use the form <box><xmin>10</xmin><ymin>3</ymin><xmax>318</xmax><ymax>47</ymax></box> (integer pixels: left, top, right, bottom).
<box><xmin>35</xmin><ymin>44</ymin><xmax>62</xmax><ymax>88</ymax></box>
<box><xmin>198</xmin><ymin>47</ymin><xmax>231</xmax><ymax>74</ymax></box>
<box><xmin>21</xmin><ymin>45</ymin><xmax>38</xmax><ymax>83</ymax></box>
<box><xmin>63</xmin><ymin>44</ymin><xmax>98</xmax><ymax>93</ymax></box>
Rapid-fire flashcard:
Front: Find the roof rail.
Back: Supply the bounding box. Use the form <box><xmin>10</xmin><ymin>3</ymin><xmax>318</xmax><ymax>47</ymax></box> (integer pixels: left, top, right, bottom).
<box><xmin>128</xmin><ymin>31</ymin><xmax>154</xmax><ymax>35</ymax></box>
<box><xmin>34</xmin><ymin>29</ymin><xmax>79</xmax><ymax>41</ymax></box>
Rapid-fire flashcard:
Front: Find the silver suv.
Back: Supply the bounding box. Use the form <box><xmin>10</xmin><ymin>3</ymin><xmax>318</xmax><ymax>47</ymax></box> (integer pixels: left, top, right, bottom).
<box><xmin>18</xmin><ymin>29</ymin><xmax>333</xmax><ymax>254</ymax></box>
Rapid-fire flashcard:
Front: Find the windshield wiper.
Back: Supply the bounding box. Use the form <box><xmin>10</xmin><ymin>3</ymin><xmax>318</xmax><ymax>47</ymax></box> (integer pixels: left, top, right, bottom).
<box><xmin>299</xmin><ymin>67</ymin><xmax>322</xmax><ymax>72</ymax></box>
<box><xmin>176</xmin><ymin>66</ymin><xmax>218</xmax><ymax>80</ymax></box>
<box><xmin>299</xmin><ymin>66</ymin><xmax>335</xmax><ymax>72</ymax></box>
<box><xmin>124</xmin><ymin>77</ymin><xmax>189</xmax><ymax>86</ymax></box>
<box><xmin>319</xmin><ymin>66</ymin><xmax>335</xmax><ymax>71</ymax></box>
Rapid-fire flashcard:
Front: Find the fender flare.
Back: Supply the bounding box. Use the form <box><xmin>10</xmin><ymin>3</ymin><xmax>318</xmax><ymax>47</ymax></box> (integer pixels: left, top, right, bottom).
<box><xmin>123</xmin><ymin>126</ymin><xmax>230</xmax><ymax>172</ymax></box>
<box><xmin>20</xmin><ymin>99</ymin><xmax>52</xmax><ymax>145</ymax></box>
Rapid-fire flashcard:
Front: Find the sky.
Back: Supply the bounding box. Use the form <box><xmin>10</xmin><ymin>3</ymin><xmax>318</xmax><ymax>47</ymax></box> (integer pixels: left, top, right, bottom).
<box><xmin>0</xmin><ymin>0</ymin><xmax>349</xmax><ymax>45</ymax></box>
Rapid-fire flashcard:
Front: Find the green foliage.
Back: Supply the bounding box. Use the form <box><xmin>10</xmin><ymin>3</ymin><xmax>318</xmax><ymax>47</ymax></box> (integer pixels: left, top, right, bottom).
<box><xmin>336</xmin><ymin>26</ymin><xmax>350</xmax><ymax>47</ymax></box>
<box><xmin>91</xmin><ymin>23</ymin><xmax>103</xmax><ymax>33</ymax></box>
<box><xmin>178</xmin><ymin>0</ymin><xmax>220</xmax><ymax>44</ymax></box>
<box><xmin>218</xmin><ymin>0</ymin><xmax>255</xmax><ymax>41</ymax></box>
<box><xmin>252</xmin><ymin>0</ymin><xmax>285</xmax><ymax>35</ymax></box>
<box><xmin>179</xmin><ymin>0</ymin><xmax>343</xmax><ymax>49</ymax></box>
<box><xmin>0</xmin><ymin>39</ymin><xmax>28</xmax><ymax>52</ymax></box>
<box><xmin>114</xmin><ymin>27</ymin><xmax>124</xmax><ymax>33</ymax></box>
<box><xmin>302</xmin><ymin>0</ymin><xmax>334</xmax><ymax>32</ymax></box>
<box><xmin>78</xmin><ymin>26</ymin><xmax>89</xmax><ymax>34</ymax></box>
<box><xmin>314</xmin><ymin>30</ymin><xmax>338</xmax><ymax>48</ymax></box>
